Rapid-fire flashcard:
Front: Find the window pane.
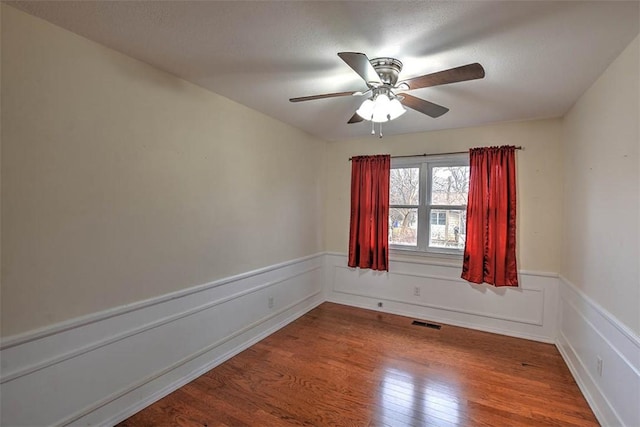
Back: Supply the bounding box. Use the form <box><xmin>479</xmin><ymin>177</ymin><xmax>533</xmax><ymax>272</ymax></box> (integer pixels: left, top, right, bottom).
<box><xmin>430</xmin><ymin>212</ymin><xmax>446</xmax><ymax>225</ymax></box>
<box><xmin>430</xmin><ymin>166</ymin><xmax>469</xmax><ymax>206</ymax></box>
<box><xmin>390</xmin><ymin>167</ymin><xmax>420</xmax><ymax>205</ymax></box>
<box><xmin>429</xmin><ymin>209</ymin><xmax>466</xmax><ymax>250</ymax></box>
<box><xmin>438</xmin><ymin>212</ymin><xmax>446</xmax><ymax>225</ymax></box>
<box><xmin>389</xmin><ymin>208</ymin><xmax>418</xmax><ymax>246</ymax></box>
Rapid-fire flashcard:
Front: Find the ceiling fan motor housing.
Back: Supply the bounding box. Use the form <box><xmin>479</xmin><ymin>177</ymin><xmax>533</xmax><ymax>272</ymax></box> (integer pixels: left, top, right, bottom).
<box><xmin>370</xmin><ymin>57</ymin><xmax>403</xmax><ymax>86</ymax></box>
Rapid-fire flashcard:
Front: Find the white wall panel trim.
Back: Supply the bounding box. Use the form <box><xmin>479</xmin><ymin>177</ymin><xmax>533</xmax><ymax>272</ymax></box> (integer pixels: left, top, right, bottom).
<box><xmin>324</xmin><ymin>253</ymin><xmax>558</xmax><ymax>343</ymax></box>
<box><xmin>326</xmin><ymin>251</ymin><xmax>559</xmax><ymax>278</ymax></box>
<box><xmin>556</xmin><ymin>275</ymin><xmax>640</xmax><ymax>427</ymax></box>
<box><xmin>0</xmin><ymin>266</ymin><xmax>322</xmax><ymax>385</ymax></box>
<box><xmin>102</xmin><ymin>296</ymin><xmax>323</xmax><ymax>427</ymax></box>
<box><xmin>0</xmin><ymin>254</ymin><xmax>324</xmax><ymax>427</ymax></box>
<box><xmin>518</xmin><ymin>269</ymin><xmax>559</xmax><ymax>278</ymax></box>
<box><xmin>333</xmin><ymin>265</ymin><xmax>545</xmax><ymax>326</ymax></box>
<box><xmin>58</xmin><ymin>291</ymin><xmax>322</xmax><ymax>427</ymax></box>
<box><xmin>389</xmin><ymin>268</ymin><xmax>468</xmax><ymax>284</ymax></box>
<box><xmin>325</xmin><ymin>297</ymin><xmax>556</xmax><ymax>345</ymax></box>
<box><xmin>0</xmin><ymin>252</ymin><xmax>324</xmax><ymax>350</ymax></box>
<box><xmin>6</xmin><ymin>254</ymin><xmax>635</xmax><ymax>426</ymax></box>
<box><xmin>556</xmin><ymin>331</ymin><xmax>618</xmax><ymax>426</ymax></box>
<box><xmin>564</xmin><ymin>295</ymin><xmax>640</xmax><ymax>377</ymax></box>
<box><xmin>559</xmin><ymin>275</ymin><xmax>640</xmax><ymax>351</ymax></box>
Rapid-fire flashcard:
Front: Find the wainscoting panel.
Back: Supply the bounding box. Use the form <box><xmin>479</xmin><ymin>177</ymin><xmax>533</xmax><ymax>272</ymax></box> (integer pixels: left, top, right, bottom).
<box><xmin>325</xmin><ymin>253</ymin><xmax>558</xmax><ymax>343</ymax></box>
<box><xmin>0</xmin><ymin>254</ymin><xmax>325</xmax><ymax>427</ymax></box>
<box><xmin>556</xmin><ymin>276</ymin><xmax>640</xmax><ymax>427</ymax></box>
<box><xmin>6</xmin><ymin>253</ymin><xmax>636</xmax><ymax>427</ymax></box>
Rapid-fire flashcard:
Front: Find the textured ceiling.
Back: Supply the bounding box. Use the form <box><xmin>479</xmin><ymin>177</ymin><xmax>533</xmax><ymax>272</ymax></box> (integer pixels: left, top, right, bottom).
<box><xmin>9</xmin><ymin>1</ymin><xmax>640</xmax><ymax>141</ymax></box>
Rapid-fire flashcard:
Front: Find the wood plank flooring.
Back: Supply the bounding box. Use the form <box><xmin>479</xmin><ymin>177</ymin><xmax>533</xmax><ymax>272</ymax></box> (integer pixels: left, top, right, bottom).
<box><xmin>117</xmin><ymin>302</ymin><xmax>598</xmax><ymax>426</ymax></box>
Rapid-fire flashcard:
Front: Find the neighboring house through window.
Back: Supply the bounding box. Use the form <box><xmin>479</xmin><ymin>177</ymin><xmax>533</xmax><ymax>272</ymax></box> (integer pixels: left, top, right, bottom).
<box><xmin>389</xmin><ymin>153</ymin><xmax>469</xmax><ymax>255</ymax></box>
<box><xmin>430</xmin><ymin>211</ymin><xmax>446</xmax><ymax>225</ymax></box>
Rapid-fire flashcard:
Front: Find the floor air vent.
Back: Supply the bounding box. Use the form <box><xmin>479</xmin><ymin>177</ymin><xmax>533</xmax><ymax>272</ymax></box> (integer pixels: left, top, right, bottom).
<box><xmin>412</xmin><ymin>320</ymin><xmax>442</xmax><ymax>330</ymax></box>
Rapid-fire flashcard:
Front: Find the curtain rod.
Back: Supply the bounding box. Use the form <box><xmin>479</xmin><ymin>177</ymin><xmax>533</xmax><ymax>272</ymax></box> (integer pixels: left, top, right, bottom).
<box><xmin>348</xmin><ymin>146</ymin><xmax>523</xmax><ymax>161</ymax></box>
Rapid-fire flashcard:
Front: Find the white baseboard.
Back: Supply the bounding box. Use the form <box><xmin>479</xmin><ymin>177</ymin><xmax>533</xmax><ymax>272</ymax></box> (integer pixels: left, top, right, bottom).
<box><xmin>324</xmin><ymin>253</ymin><xmax>559</xmax><ymax>343</ymax></box>
<box><xmin>556</xmin><ymin>276</ymin><xmax>640</xmax><ymax>427</ymax></box>
<box><xmin>0</xmin><ymin>254</ymin><xmax>325</xmax><ymax>427</ymax></box>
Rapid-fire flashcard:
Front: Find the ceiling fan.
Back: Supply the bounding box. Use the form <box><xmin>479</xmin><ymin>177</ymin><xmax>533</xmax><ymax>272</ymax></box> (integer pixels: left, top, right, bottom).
<box><xmin>289</xmin><ymin>52</ymin><xmax>485</xmax><ymax>128</ymax></box>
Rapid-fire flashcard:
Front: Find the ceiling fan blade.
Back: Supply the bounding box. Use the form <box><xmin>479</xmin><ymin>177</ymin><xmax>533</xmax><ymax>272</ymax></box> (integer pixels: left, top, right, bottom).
<box><xmin>348</xmin><ymin>112</ymin><xmax>364</xmax><ymax>124</ymax></box>
<box><xmin>400</xmin><ymin>94</ymin><xmax>449</xmax><ymax>118</ymax></box>
<box><xmin>289</xmin><ymin>91</ymin><xmax>357</xmax><ymax>102</ymax></box>
<box><xmin>338</xmin><ymin>52</ymin><xmax>382</xmax><ymax>85</ymax></box>
<box><xmin>400</xmin><ymin>63</ymin><xmax>485</xmax><ymax>90</ymax></box>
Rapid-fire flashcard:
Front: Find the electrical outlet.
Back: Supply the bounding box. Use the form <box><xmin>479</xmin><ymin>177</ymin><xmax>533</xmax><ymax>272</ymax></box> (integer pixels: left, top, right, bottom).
<box><xmin>596</xmin><ymin>356</ymin><xmax>603</xmax><ymax>377</ymax></box>
<box><xmin>268</xmin><ymin>296</ymin><xmax>274</xmax><ymax>309</ymax></box>
<box><xmin>413</xmin><ymin>287</ymin><xmax>421</xmax><ymax>297</ymax></box>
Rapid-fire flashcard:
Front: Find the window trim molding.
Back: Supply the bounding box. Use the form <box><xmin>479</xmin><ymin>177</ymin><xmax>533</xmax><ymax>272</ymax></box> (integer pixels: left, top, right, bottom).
<box><xmin>390</xmin><ymin>153</ymin><xmax>469</xmax><ymax>257</ymax></box>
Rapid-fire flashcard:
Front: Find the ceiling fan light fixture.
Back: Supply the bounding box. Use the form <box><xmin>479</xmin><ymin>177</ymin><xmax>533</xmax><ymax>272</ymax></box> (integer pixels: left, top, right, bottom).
<box><xmin>290</xmin><ymin>53</ymin><xmax>485</xmax><ymax>134</ymax></box>
<box><xmin>357</xmin><ymin>93</ymin><xmax>406</xmax><ymax>123</ymax></box>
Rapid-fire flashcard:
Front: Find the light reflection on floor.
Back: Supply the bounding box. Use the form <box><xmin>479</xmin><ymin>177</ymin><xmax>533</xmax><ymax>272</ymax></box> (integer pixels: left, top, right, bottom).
<box><xmin>380</xmin><ymin>367</ymin><xmax>462</xmax><ymax>425</ymax></box>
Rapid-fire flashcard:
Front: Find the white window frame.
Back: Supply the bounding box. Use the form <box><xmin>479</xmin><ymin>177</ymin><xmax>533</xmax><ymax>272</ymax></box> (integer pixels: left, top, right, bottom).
<box><xmin>389</xmin><ymin>153</ymin><xmax>469</xmax><ymax>257</ymax></box>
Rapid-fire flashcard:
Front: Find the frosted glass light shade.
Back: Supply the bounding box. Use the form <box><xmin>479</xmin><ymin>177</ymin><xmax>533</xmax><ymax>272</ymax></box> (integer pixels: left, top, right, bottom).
<box><xmin>357</xmin><ymin>94</ymin><xmax>406</xmax><ymax>123</ymax></box>
<box><xmin>371</xmin><ymin>94</ymin><xmax>391</xmax><ymax>123</ymax></box>
<box><xmin>388</xmin><ymin>98</ymin><xmax>406</xmax><ymax>120</ymax></box>
<box><xmin>356</xmin><ymin>99</ymin><xmax>375</xmax><ymax>120</ymax></box>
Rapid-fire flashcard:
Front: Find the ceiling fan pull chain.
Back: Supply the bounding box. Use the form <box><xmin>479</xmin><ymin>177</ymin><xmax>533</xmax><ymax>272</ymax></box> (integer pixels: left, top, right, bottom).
<box><xmin>371</xmin><ymin>120</ymin><xmax>375</xmax><ymax>135</ymax></box>
<box><xmin>379</xmin><ymin>122</ymin><xmax>383</xmax><ymax>139</ymax></box>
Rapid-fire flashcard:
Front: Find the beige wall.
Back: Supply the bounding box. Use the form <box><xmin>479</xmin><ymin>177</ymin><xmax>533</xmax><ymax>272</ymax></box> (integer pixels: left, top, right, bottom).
<box><xmin>4</xmin><ymin>2</ymin><xmax>637</xmax><ymax>340</ymax></box>
<box><xmin>1</xmin><ymin>5</ymin><xmax>326</xmax><ymax>337</ymax></box>
<box><xmin>325</xmin><ymin>119</ymin><xmax>564</xmax><ymax>273</ymax></box>
<box><xmin>561</xmin><ymin>36</ymin><xmax>639</xmax><ymax>335</ymax></box>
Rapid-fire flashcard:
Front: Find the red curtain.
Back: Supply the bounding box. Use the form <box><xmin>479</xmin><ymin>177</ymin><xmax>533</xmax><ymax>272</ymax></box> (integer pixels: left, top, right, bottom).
<box><xmin>348</xmin><ymin>155</ymin><xmax>390</xmax><ymax>271</ymax></box>
<box><xmin>462</xmin><ymin>146</ymin><xmax>518</xmax><ymax>286</ymax></box>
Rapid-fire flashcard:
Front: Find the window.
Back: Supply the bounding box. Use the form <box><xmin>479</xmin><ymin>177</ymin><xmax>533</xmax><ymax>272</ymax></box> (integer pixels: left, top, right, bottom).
<box><xmin>430</xmin><ymin>211</ymin><xmax>446</xmax><ymax>225</ymax></box>
<box><xmin>389</xmin><ymin>154</ymin><xmax>469</xmax><ymax>255</ymax></box>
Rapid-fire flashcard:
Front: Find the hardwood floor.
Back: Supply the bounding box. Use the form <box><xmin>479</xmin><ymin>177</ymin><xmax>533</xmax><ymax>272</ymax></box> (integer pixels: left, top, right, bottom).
<box><xmin>118</xmin><ymin>303</ymin><xmax>598</xmax><ymax>426</ymax></box>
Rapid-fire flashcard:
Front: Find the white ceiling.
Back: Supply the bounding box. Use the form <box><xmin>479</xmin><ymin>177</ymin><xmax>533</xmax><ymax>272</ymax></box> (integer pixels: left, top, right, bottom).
<box><xmin>9</xmin><ymin>1</ymin><xmax>640</xmax><ymax>141</ymax></box>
